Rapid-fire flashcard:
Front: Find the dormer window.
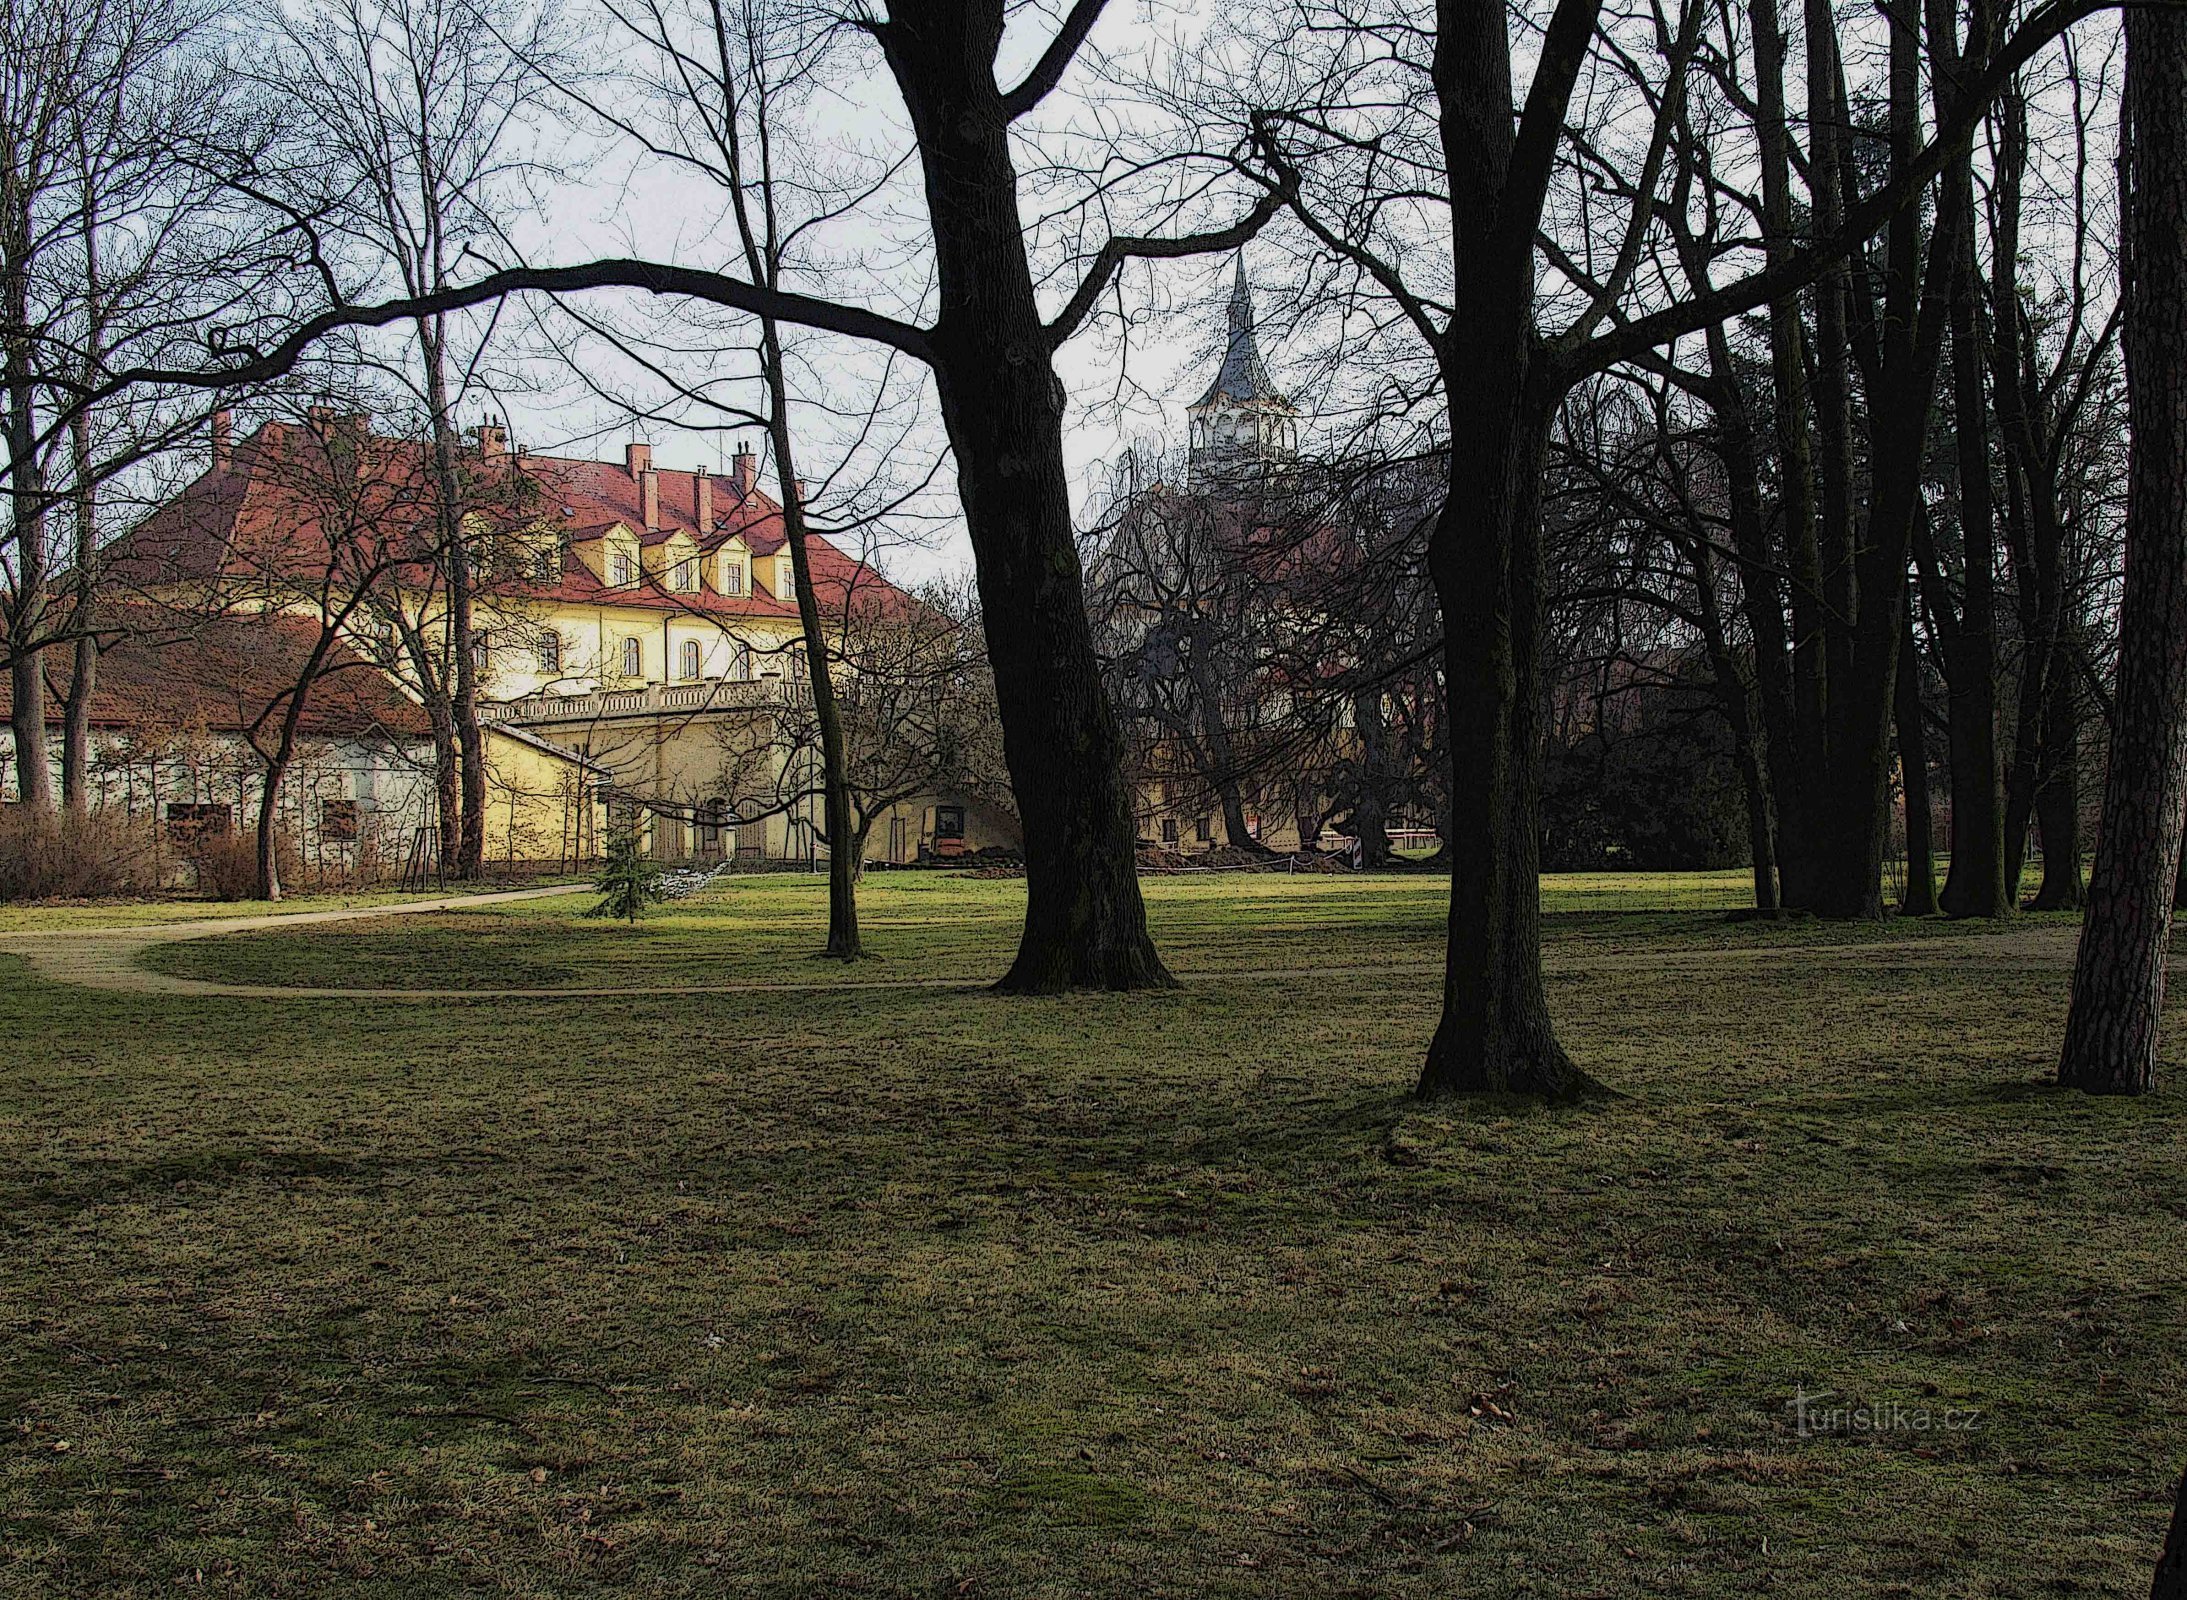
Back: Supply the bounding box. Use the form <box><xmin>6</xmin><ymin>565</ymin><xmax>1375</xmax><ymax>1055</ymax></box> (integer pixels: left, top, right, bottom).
<box><xmin>672</xmin><ymin>556</ymin><xmax>698</xmax><ymax>592</ymax></box>
<box><xmin>721</xmin><ymin>561</ymin><xmax>744</xmax><ymax>597</ymax></box>
<box><xmin>531</xmin><ymin>541</ymin><xmax>561</xmax><ymax>583</ymax></box>
<box><xmin>612</xmin><ymin>550</ymin><xmax>635</xmax><ymax>586</ymax></box>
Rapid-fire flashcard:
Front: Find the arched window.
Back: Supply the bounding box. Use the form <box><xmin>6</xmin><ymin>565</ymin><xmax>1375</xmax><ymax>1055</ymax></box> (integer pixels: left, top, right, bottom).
<box><xmin>621</xmin><ymin>637</ymin><xmax>642</xmax><ymax>679</ymax></box>
<box><xmin>680</xmin><ymin>639</ymin><xmax>701</xmax><ymax>681</ymax></box>
<box><xmin>730</xmin><ymin>641</ymin><xmax>752</xmax><ymax>680</ymax></box>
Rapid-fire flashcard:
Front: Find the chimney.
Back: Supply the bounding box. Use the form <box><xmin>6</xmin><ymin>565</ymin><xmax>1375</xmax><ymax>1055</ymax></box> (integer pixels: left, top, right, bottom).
<box><xmin>474</xmin><ymin>422</ymin><xmax>508</xmax><ymax>459</ymax></box>
<box><xmin>695</xmin><ymin>466</ymin><xmax>715</xmax><ymax>536</ymax></box>
<box><xmin>640</xmin><ymin>467</ymin><xmax>660</xmax><ymax>531</ymax></box>
<box><xmin>626</xmin><ymin>441</ymin><xmax>652</xmax><ymax>478</ymax></box>
<box><xmin>731</xmin><ymin>441</ymin><xmax>758</xmax><ymax>497</ymax></box>
<box><xmin>209</xmin><ymin>409</ymin><xmax>233</xmax><ymax>472</ymax></box>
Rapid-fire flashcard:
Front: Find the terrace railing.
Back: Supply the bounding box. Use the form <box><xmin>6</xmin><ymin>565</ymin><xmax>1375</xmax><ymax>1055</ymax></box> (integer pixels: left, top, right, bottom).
<box><xmin>478</xmin><ymin>676</ymin><xmax>806</xmax><ymax>727</ymax></box>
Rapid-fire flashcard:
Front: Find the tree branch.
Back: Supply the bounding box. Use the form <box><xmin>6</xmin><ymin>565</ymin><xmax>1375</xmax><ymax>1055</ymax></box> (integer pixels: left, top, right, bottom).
<box><xmin>999</xmin><ymin>0</ymin><xmax>1110</xmax><ymax>120</ymax></box>
<box><xmin>100</xmin><ymin>258</ymin><xmax>935</xmax><ymax>400</ymax></box>
<box><xmin>1045</xmin><ymin>186</ymin><xmax>1287</xmax><ymax>348</ymax></box>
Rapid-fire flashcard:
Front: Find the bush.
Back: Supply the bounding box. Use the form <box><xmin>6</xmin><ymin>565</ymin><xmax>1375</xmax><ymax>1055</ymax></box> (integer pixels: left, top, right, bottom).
<box><xmin>0</xmin><ymin>810</ymin><xmax>159</xmax><ymax>901</ymax></box>
<box><xmin>588</xmin><ymin>827</ymin><xmax>663</xmax><ymax>922</ymax></box>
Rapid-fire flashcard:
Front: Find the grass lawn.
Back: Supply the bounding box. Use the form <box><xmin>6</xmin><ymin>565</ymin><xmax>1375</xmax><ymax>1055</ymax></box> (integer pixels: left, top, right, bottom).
<box><xmin>2</xmin><ymin>873</ymin><xmax>2180</xmax><ymax>1596</ymax></box>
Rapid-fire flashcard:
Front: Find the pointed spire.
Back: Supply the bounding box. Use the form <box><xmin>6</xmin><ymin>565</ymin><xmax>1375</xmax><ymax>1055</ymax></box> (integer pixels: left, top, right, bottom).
<box><xmin>1228</xmin><ymin>254</ymin><xmax>1254</xmax><ymax>344</ymax></box>
<box><xmin>1191</xmin><ymin>253</ymin><xmax>1285</xmax><ymax>411</ymax></box>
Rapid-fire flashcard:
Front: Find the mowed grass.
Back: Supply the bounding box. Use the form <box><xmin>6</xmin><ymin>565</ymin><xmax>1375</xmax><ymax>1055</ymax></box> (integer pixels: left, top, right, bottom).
<box><xmin>3</xmin><ymin>873</ymin><xmax>2182</xmax><ymax>1597</ymax></box>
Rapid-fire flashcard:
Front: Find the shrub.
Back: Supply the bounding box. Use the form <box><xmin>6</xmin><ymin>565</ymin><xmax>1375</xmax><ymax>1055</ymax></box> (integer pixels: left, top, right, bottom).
<box><xmin>588</xmin><ymin>827</ymin><xmax>662</xmax><ymax>923</ymax></box>
<box><xmin>0</xmin><ymin>810</ymin><xmax>159</xmax><ymax>901</ymax></box>
<box><xmin>185</xmin><ymin>830</ymin><xmax>310</xmax><ymax>901</ymax></box>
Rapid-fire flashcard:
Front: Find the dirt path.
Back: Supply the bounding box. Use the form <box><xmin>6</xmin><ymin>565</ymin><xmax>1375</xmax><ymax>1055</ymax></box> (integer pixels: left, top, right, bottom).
<box><xmin>0</xmin><ymin>886</ymin><xmax>2101</xmax><ymax>1003</ymax></box>
<box><xmin>0</xmin><ymin>885</ymin><xmax>593</xmax><ymax>998</ymax></box>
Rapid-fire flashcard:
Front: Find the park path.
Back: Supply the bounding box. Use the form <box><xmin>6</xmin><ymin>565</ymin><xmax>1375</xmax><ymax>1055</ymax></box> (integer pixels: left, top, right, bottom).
<box><xmin>0</xmin><ymin>884</ymin><xmax>2103</xmax><ymax>1003</ymax></box>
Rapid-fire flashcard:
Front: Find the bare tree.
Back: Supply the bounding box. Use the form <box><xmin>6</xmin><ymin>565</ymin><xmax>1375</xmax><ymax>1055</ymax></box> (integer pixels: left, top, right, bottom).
<box><xmin>254</xmin><ymin>0</ymin><xmax>568</xmax><ymax>878</ymax></box>
<box><xmin>1</xmin><ymin>0</ymin><xmax>259</xmax><ymax>813</ymax></box>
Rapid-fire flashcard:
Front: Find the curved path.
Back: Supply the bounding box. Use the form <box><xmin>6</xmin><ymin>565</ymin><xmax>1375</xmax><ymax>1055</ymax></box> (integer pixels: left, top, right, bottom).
<box><xmin>0</xmin><ymin>883</ymin><xmax>2099</xmax><ymax>1002</ymax></box>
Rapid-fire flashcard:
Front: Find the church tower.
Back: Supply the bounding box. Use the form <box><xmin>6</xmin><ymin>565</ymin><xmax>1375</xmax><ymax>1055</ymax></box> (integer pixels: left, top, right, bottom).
<box><xmin>1187</xmin><ymin>258</ymin><xmax>1299</xmax><ymax>485</ymax></box>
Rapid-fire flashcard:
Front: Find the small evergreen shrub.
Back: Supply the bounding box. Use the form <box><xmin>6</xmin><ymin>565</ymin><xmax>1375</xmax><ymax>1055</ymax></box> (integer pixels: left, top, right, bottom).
<box><xmin>588</xmin><ymin>827</ymin><xmax>663</xmax><ymax>923</ymax></box>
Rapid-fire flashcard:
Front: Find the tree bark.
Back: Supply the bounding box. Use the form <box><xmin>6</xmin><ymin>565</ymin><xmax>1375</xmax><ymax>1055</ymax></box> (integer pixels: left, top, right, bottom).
<box><xmin>419</xmin><ymin>315</ymin><xmax>486</xmax><ymax>881</ymax></box>
<box><xmin>8</xmin><ymin>653</ymin><xmax>51</xmax><ymax>811</ymax></box>
<box><xmin>2032</xmin><ymin>653</ymin><xmax>2085</xmax><ymax>910</ymax></box>
<box><xmin>1350</xmin><ymin>686</ymin><xmax>1395</xmax><ymax>867</ymax></box>
<box><xmin>1897</xmin><ymin>615</ymin><xmax>1939</xmax><ymax>915</ymax></box>
<box><xmin>1936</xmin><ymin>228</ymin><xmax>2009</xmax><ymax>917</ymax></box>
<box><xmin>2056</xmin><ymin>1</ymin><xmax>2187</xmax><ymax>1095</ymax></box>
<box><xmin>2154</xmin><ymin>1463</ymin><xmax>2187</xmax><ymax>1600</ymax></box>
<box><xmin>1421</xmin><ymin>378</ymin><xmax>1594</xmax><ymax>1097</ymax></box>
<box><xmin>880</xmin><ymin>4</ymin><xmax>1169</xmax><ymax>992</ymax></box>
<box><xmin>759</xmin><ymin>323</ymin><xmax>861</xmax><ymax>959</ymax></box>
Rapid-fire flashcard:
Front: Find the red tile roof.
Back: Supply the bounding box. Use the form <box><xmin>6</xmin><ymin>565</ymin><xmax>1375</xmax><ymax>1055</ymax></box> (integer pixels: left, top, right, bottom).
<box><xmin>104</xmin><ymin>419</ymin><xmax>915</xmax><ymax>621</ymax></box>
<box><xmin>3</xmin><ymin>606</ymin><xmax>433</xmax><ymax>740</ymax></box>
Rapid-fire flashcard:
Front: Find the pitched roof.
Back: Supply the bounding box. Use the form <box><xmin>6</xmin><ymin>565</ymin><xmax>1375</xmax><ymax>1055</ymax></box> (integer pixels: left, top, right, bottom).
<box><xmin>3</xmin><ymin>606</ymin><xmax>433</xmax><ymax>740</ymax></box>
<box><xmin>1191</xmin><ymin>258</ymin><xmax>1291</xmax><ymax>412</ymax></box>
<box><xmin>103</xmin><ymin>418</ymin><xmax>916</xmax><ymax>621</ymax></box>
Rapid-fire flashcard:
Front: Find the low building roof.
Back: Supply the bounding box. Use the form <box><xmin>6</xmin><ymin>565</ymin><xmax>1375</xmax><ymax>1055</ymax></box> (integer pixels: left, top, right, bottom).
<box><xmin>2</xmin><ymin>607</ymin><xmax>433</xmax><ymax>741</ymax></box>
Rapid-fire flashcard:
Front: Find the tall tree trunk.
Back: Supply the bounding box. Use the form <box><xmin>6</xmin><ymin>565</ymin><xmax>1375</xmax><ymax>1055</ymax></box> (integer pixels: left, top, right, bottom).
<box><xmin>8</xmin><ymin>653</ymin><xmax>51</xmax><ymax>811</ymax></box>
<box><xmin>1803</xmin><ymin>0</ymin><xmax>1964</xmax><ymax>918</ymax></box>
<box><xmin>881</xmin><ymin>7</ymin><xmax>1169</xmax><ymax>992</ymax></box>
<box><xmin>254</xmin><ymin>760</ymin><xmax>287</xmax><ymax>902</ymax></box>
<box><xmin>759</xmin><ymin>321</ymin><xmax>861</xmax><ymax>959</ymax></box>
<box><xmin>1898</xmin><ymin>615</ymin><xmax>1939</xmax><ymax>915</ymax></box>
<box><xmin>1937</xmin><ymin>252</ymin><xmax>2009</xmax><ymax>916</ymax></box>
<box><xmin>2031</xmin><ymin>644</ymin><xmax>2085</xmax><ymax>910</ymax></box>
<box><xmin>1351</xmin><ymin>686</ymin><xmax>1394</xmax><ymax>867</ymax></box>
<box><xmin>419</xmin><ymin>316</ymin><xmax>486</xmax><ymax>881</ymax></box>
<box><xmin>1422</xmin><ymin>378</ymin><xmax>1592</xmax><ymax>1097</ymax></box>
<box><xmin>60</xmin><ymin>180</ymin><xmax>105</xmax><ymax>818</ymax></box>
<box><xmin>2056</xmin><ymin>2</ymin><xmax>2187</xmax><ymax>1095</ymax></box>
<box><xmin>1747</xmin><ymin>0</ymin><xmax>1822</xmax><ymax>911</ymax></box>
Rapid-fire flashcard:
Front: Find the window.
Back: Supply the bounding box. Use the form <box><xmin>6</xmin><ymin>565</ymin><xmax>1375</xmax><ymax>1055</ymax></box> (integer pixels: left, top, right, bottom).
<box><xmin>531</xmin><ymin>542</ymin><xmax>561</xmax><ymax>583</ymax></box>
<box><xmin>1160</xmin><ymin>817</ymin><xmax>1179</xmax><ymax>843</ymax></box>
<box><xmin>612</xmin><ymin>550</ymin><xmax>636</xmax><ymax>586</ymax></box>
<box><xmin>166</xmin><ymin>802</ymin><xmax>232</xmax><ymax>845</ymax></box>
<box><xmin>538</xmin><ymin>632</ymin><xmax>561</xmax><ymax>673</ymax></box>
<box><xmin>935</xmin><ymin>805</ymin><xmax>965</xmax><ymax>840</ymax></box>
<box><xmin>621</xmin><ymin>637</ymin><xmax>643</xmax><ymax>679</ymax></box>
<box><xmin>1194</xmin><ymin>815</ymin><xmax>1213</xmax><ymax>843</ymax></box>
<box><xmin>721</xmin><ymin>561</ymin><xmax>744</xmax><ymax>596</ymax></box>
<box><xmin>471</xmin><ymin>631</ymin><xmax>490</xmax><ymax>672</ymax></box>
<box><xmin>320</xmin><ymin>798</ymin><xmax>360</xmax><ymax>842</ymax></box>
<box><xmin>680</xmin><ymin>639</ymin><xmax>701</xmax><ymax>681</ymax></box>
<box><xmin>673</xmin><ymin>557</ymin><xmax>698</xmax><ymax>592</ymax></box>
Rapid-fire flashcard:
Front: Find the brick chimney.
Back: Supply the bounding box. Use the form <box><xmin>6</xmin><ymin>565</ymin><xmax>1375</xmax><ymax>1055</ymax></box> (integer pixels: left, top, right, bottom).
<box><xmin>640</xmin><ymin>467</ymin><xmax>660</xmax><ymax>531</ymax></box>
<box><xmin>474</xmin><ymin>422</ymin><xmax>508</xmax><ymax>459</ymax></box>
<box><xmin>626</xmin><ymin>441</ymin><xmax>652</xmax><ymax>478</ymax></box>
<box><xmin>695</xmin><ymin>466</ymin><xmax>715</xmax><ymax>536</ymax></box>
<box><xmin>731</xmin><ymin>442</ymin><xmax>758</xmax><ymax>497</ymax></box>
<box><xmin>209</xmin><ymin>409</ymin><xmax>233</xmax><ymax>472</ymax></box>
